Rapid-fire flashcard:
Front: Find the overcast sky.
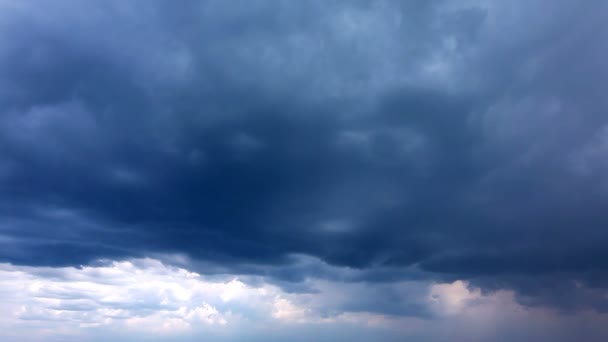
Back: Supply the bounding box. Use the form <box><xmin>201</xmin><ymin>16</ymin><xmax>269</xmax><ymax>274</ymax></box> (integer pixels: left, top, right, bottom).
<box><xmin>1</xmin><ymin>0</ymin><xmax>608</xmax><ymax>341</ymax></box>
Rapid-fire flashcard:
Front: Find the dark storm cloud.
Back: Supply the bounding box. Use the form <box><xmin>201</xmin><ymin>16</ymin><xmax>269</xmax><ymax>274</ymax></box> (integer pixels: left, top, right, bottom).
<box><xmin>2</xmin><ymin>0</ymin><xmax>608</xmax><ymax>314</ymax></box>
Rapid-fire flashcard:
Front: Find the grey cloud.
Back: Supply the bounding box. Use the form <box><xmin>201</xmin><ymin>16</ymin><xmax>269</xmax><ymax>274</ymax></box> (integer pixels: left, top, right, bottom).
<box><xmin>1</xmin><ymin>0</ymin><xmax>608</xmax><ymax>317</ymax></box>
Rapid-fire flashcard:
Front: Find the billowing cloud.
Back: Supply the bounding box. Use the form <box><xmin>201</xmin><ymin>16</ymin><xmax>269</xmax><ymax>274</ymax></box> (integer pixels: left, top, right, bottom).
<box><xmin>0</xmin><ymin>258</ymin><xmax>458</xmax><ymax>340</ymax></box>
<box><xmin>1</xmin><ymin>0</ymin><xmax>608</xmax><ymax>340</ymax></box>
<box><xmin>2</xmin><ymin>258</ymin><xmax>608</xmax><ymax>342</ymax></box>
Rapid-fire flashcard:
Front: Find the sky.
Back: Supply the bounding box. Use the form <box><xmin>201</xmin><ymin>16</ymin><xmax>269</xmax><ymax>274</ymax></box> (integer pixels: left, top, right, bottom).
<box><xmin>1</xmin><ymin>0</ymin><xmax>608</xmax><ymax>341</ymax></box>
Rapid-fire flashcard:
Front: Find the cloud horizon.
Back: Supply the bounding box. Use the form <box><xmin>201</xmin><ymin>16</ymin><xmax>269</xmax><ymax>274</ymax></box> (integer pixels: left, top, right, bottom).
<box><xmin>1</xmin><ymin>0</ymin><xmax>608</xmax><ymax>340</ymax></box>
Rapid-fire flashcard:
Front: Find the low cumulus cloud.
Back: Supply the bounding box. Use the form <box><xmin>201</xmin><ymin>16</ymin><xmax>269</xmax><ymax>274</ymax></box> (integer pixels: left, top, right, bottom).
<box><xmin>2</xmin><ymin>258</ymin><xmax>608</xmax><ymax>342</ymax></box>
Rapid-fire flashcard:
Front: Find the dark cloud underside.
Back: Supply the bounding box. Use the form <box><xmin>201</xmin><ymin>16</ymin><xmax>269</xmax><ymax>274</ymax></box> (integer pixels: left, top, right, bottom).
<box><xmin>2</xmin><ymin>0</ymin><xmax>608</xmax><ymax>313</ymax></box>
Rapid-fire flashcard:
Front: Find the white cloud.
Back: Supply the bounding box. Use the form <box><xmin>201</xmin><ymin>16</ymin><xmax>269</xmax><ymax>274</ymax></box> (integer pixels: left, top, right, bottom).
<box><xmin>0</xmin><ymin>258</ymin><xmax>408</xmax><ymax>340</ymax></box>
<box><xmin>0</xmin><ymin>259</ymin><xmax>266</xmax><ymax>339</ymax></box>
<box><xmin>2</xmin><ymin>258</ymin><xmax>608</xmax><ymax>341</ymax></box>
<box><xmin>428</xmin><ymin>280</ymin><xmax>482</xmax><ymax>315</ymax></box>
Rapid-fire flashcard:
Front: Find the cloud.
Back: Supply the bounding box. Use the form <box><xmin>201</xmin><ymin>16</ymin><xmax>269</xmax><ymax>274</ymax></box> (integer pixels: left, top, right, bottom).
<box><xmin>0</xmin><ymin>257</ymin><xmax>432</xmax><ymax>341</ymax></box>
<box><xmin>2</xmin><ymin>258</ymin><xmax>608</xmax><ymax>341</ymax></box>
<box><xmin>0</xmin><ymin>257</ymin><xmax>426</xmax><ymax>329</ymax></box>
<box><xmin>1</xmin><ymin>0</ymin><xmax>608</xmax><ymax>325</ymax></box>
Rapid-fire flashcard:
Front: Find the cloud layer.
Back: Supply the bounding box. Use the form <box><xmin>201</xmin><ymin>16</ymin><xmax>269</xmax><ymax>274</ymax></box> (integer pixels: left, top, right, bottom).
<box><xmin>2</xmin><ymin>0</ymin><xmax>608</xmax><ymax>339</ymax></box>
<box><xmin>2</xmin><ymin>258</ymin><xmax>608</xmax><ymax>342</ymax></box>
